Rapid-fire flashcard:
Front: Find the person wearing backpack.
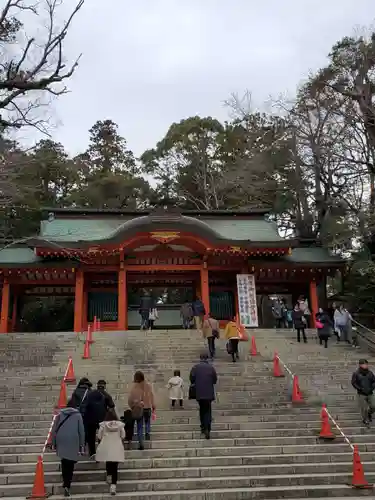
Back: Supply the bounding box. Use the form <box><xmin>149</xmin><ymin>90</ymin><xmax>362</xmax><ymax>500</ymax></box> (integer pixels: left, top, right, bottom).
<box><xmin>84</xmin><ymin>380</ymin><xmax>115</xmax><ymax>458</ymax></box>
<box><xmin>51</xmin><ymin>399</ymin><xmax>85</xmax><ymax>497</ymax></box>
<box><xmin>128</xmin><ymin>371</ymin><xmax>155</xmax><ymax>450</ymax></box>
<box><xmin>70</xmin><ymin>377</ymin><xmax>92</xmax><ymax>417</ymax></box>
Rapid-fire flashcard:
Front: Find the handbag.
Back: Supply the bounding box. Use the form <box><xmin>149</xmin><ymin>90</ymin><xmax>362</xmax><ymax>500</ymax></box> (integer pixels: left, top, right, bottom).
<box><xmin>188</xmin><ymin>384</ymin><xmax>196</xmax><ymax>400</ymax></box>
<box><xmin>208</xmin><ymin>319</ymin><xmax>219</xmax><ymax>339</ymax></box>
<box><xmin>316</xmin><ymin>320</ymin><xmax>323</xmax><ymax>329</ymax></box>
<box><xmin>131</xmin><ymin>386</ymin><xmax>145</xmax><ymax>419</ymax></box>
<box><xmin>131</xmin><ymin>401</ymin><xmax>144</xmax><ymax>420</ymax></box>
<box><xmin>149</xmin><ymin>308</ymin><xmax>158</xmax><ymax>320</ymax></box>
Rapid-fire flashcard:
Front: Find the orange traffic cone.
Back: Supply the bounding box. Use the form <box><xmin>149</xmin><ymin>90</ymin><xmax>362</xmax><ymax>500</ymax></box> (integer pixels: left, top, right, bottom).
<box><xmin>350</xmin><ymin>445</ymin><xmax>373</xmax><ymax>488</ymax></box>
<box><xmin>235</xmin><ymin>315</ymin><xmax>248</xmax><ymax>341</ymax></box>
<box><xmin>93</xmin><ymin>316</ymin><xmax>97</xmax><ymax>332</ymax></box>
<box><xmin>56</xmin><ymin>381</ymin><xmax>67</xmax><ymax>409</ymax></box>
<box><xmin>319</xmin><ymin>404</ymin><xmax>335</xmax><ymax>439</ymax></box>
<box><xmin>27</xmin><ymin>455</ymin><xmax>49</xmax><ymax>499</ymax></box>
<box><xmin>292</xmin><ymin>375</ymin><xmax>304</xmax><ymax>403</ymax></box>
<box><xmin>97</xmin><ymin>318</ymin><xmax>101</xmax><ymax>331</ymax></box>
<box><xmin>64</xmin><ymin>357</ymin><xmax>76</xmax><ymax>384</ymax></box>
<box><xmin>87</xmin><ymin>324</ymin><xmax>94</xmax><ymax>344</ymax></box>
<box><xmin>273</xmin><ymin>352</ymin><xmax>284</xmax><ymax>377</ymax></box>
<box><xmin>82</xmin><ymin>337</ymin><xmax>90</xmax><ymax>359</ymax></box>
<box><xmin>250</xmin><ymin>336</ymin><xmax>258</xmax><ymax>356</ymax></box>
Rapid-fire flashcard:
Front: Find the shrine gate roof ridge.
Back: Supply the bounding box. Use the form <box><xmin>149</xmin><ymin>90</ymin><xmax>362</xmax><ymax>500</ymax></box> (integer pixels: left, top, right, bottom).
<box><xmin>37</xmin><ymin>210</ymin><xmax>288</xmax><ymax>247</ymax></box>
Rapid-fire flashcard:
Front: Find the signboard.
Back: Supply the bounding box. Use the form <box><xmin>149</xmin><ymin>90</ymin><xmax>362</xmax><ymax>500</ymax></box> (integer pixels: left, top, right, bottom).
<box><xmin>236</xmin><ymin>274</ymin><xmax>259</xmax><ymax>327</ymax></box>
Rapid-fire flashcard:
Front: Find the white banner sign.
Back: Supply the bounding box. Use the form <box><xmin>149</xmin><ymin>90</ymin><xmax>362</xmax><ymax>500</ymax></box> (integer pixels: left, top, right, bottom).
<box><xmin>236</xmin><ymin>274</ymin><xmax>259</xmax><ymax>327</ymax></box>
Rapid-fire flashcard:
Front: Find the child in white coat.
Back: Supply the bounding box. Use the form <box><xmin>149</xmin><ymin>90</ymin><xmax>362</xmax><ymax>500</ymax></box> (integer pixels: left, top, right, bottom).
<box><xmin>167</xmin><ymin>370</ymin><xmax>184</xmax><ymax>408</ymax></box>
<box><xmin>95</xmin><ymin>409</ymin><xmax>125</xmax><ymax>495</ymax></box>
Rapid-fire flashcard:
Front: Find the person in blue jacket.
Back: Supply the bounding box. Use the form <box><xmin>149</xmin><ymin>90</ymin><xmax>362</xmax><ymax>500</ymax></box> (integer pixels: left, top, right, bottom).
<box><xmin>192</xmin><ymin>297</ymin><xmax>206</xmax><ymax>331</ymax></box>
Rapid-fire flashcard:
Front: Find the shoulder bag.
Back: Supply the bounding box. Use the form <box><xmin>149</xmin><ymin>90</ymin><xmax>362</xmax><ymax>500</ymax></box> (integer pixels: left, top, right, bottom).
<box><xmin>188</xmin><ymin>384</ymin><xmax>196</xmax><ymax>400</ymax></box>
<box><xmin>55</xmin><ymin>412</ymin><xmax>75</xmax><ymax>436</ymax></box>
<box><xmin>208</xmin><ymin>319</ymin><xmax>219</xmax><ymax>339</ymax></box>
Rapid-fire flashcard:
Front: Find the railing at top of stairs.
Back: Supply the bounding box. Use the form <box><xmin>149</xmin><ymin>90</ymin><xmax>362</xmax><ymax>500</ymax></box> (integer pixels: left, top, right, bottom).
<box><xmin>351</xmin><ymin>317</ymin><xmax>375</xmax><ymax>352</ymax></box>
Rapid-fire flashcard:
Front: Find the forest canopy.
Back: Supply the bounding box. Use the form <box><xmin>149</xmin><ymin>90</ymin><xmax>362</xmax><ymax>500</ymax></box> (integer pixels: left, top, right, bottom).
<box><xmin>1</xmin><ymin>2</ymin><xmax>375</xmax><ymax>316</ymax></box>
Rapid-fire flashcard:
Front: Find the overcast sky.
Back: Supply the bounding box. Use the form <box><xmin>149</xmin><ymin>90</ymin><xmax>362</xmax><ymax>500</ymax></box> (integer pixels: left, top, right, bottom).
<box><xmin>22</xmin><ymin>0</ymin><xmax>375</xmax><ymax>157</ymax></box>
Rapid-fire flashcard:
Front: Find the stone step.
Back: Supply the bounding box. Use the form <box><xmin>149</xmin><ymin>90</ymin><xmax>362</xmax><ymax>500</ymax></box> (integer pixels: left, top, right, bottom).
<box><xmin>0</xmin><ymin>410</ymin><xmax>363</xmax><ymax>425</ymax></box>
<box><xmin>3</xmin><ymin>472</ymin><xmax>375</xmax><ymax>496</ymax></box>
<box><xmin>0</xmin><ymin>327</ymin><xmax>372</xmax><ymax>500</ymax></box>
<box><xmin>1</xmin><ymin>442</ymin><xmax>372</xmax><ymax>463</ymax></box>
<box><xmin>0</xmin><ymin>419</ymin><xmax>366</xmax><ymax>435</ymax></box>
<box><xmin>2</xmin><ymin>488</ymin><xmax>369</xmax><ymax>500</ymax></box>
<box><xmin>3</xmin><ymin>461</ymin><xmax>375</xmax><ymax>486</ymax></box>
<box><xmin>1</xmin><ymin>451</ymin><xmax>371</xmax><ymax>473</ymax></box>
<box><xmin>0</xmin><ymin>426</ymin><xmax>371</xmax><ymax>445</ymax></box>
<box><xmin>4</xmin><ymin>433</ymin><xmax>369</xmax><ymax>453</ymax></box>
<box><xmin>0</xmin><ymin>400</ymin><xmax>360</xmax><ymax>414</ymax></box>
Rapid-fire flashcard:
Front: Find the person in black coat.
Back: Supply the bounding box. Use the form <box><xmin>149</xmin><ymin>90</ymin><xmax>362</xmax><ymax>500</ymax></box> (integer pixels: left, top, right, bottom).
<box><xmin>139</xmin><ymin>292</ymin><xmax>155</xmax><ymax>330</ymax></box>
<box><xmin>292</xmin><ymin>304</ymin><xmax>307</xmax><ymax>343</ymax></box>
<box><xmin>84</xmin><ymin>380</ymin><xmax>115</xmax><ymax>458</ymax></box>
<box><xmin>189</xmin><ymin>352</ymin><xmax>217</xmax><ymax>440</ymax></box>
<box><xmin>351</xmin><ymin>359</ymin><xmax>375</xmax><ymax>425</ymax></box>
<box><xmin>315</xmin><ymin>308</ymin><xmax>333</xmax><ymax>348</ymax></box>
<box><xmin>70</xmin><ymin>377</ymin><xmax>92</xmax><ymax>416</ymax></box>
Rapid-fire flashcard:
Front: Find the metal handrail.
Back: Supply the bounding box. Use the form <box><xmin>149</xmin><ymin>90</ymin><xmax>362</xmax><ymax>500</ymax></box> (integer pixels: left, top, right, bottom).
<box><xmin>352</xmin><ymin>317</ymin><xmax>375</xmax><ymax>336</ymax></box>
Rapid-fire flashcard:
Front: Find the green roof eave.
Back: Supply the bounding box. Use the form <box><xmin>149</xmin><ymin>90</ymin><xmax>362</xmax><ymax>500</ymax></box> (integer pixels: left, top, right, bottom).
<box><xmin>283</xmin><ymin>247</ymin><xmax>345</xmax><ymax>266</ymax></box>
<box><xmin>0</xmin><ymin>247</ymin><xmax>79</xmax><ymax>267</ymax></box>
<box><xmin>0</xmin><ymin>247</ymin><xmax>41</xmax><ymax>265</ymax></box>
<box><xmin>29</xmin><ymin>236</ymin><xmax>298</xmax><ymax>250</ymax></box>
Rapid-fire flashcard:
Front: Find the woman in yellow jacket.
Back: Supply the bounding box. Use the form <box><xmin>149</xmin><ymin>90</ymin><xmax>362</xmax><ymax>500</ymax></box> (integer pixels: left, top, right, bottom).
<box><xmin>224</xmin><ymin>317</ymin><xmax>240</xmax><ymax>362</ymax></box>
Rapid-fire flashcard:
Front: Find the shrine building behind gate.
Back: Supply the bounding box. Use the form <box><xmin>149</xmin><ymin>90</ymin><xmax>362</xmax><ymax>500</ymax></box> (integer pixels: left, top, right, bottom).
<box><xmin>0</xmin><ymin>208</ymin><xmax>344</xmax><ymax>332</ymax></box>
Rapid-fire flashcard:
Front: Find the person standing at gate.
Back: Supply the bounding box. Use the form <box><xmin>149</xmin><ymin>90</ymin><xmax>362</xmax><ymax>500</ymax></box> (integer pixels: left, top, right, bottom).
<box><xmin>351</xmin><ymin>359</ymin><xmax>375</xmax><ymax>426</ymax></box>
<box><xmin>180</xmin><ymin>301</ymin><xmax>193</xmax><ymax>329</ymax></box>
<box><xmin>51</xmin><ymin>399</ymin><xmax>85</xmax><ymax>497</ymax></box>
<box><xmin>271</xmin><ymin>299</ymin><xmax>283</xmax><ymax>329</ymax></box>
<box><xmin>292</xmin><ymin>303</ymin><xmax>307</xmax><ymax>343</ymax></box>
<box><xmin>189</xmin><ymin>352</ymin><xmax>217</xmax><ymax>440</ymax></box>
<box><xmin>192</xmin><ymin>296</ymin><xmax>205</xmax><ymax>332</ymax></box>
<box><xmin>139</xmin><ymin>291</ymin><xmax>154</xmax><ymax>330</ymax></box>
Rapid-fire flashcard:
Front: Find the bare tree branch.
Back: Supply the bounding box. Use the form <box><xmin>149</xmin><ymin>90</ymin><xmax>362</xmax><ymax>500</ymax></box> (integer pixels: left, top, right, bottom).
<box><xmin>0</xmin><ymin>0</ymin><xmax>84</xmax><ymax>132</ymax></box>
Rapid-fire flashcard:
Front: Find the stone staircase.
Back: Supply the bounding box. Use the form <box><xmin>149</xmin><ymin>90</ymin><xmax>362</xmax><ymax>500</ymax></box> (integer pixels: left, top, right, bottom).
<box><xmin>0</xmin><ymin>327</ymin><xmax>375</xmax><ymax>499</ymax></box>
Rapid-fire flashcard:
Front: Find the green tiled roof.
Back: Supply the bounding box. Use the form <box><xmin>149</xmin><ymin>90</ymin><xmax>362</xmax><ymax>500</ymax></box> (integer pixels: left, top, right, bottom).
<box><xmin>40</xmin><ymin>218</ymin><xmax>133</xmax><ymax>242</ymax></box>
<box><xmin>286</xmin><ymin>247</ymin><xmax>342</xmax><ymax>264</ymax></box>
<box><xmin>40</xmin><ymin>216</ymin><xmax>282</xmax><ymax>242</ymax></box>
<box><xmin>208</xmin><ymin>219</ymin><xmax>282</xmax><ymax>241</ymax></box>
<box><xmin>0</xmin><ymin>247</ymin><xmax>42</xmax><ymax>264</ymax></box>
